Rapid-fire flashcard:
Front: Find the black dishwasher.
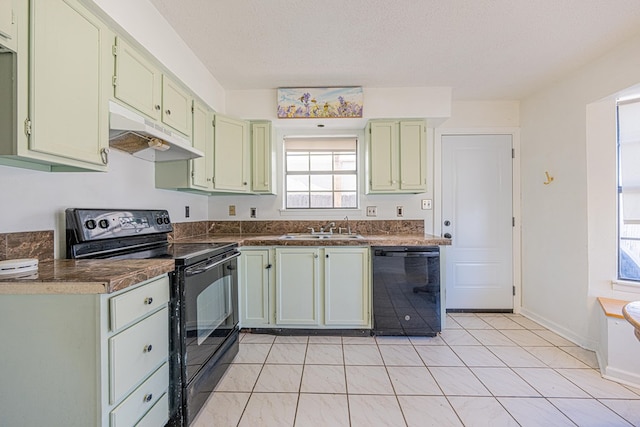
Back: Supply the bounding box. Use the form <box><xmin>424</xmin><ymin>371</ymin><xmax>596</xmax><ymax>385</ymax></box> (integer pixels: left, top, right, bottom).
<box><xmin>372</xmin><ymin>246</ymin><xmax>441</xmax><ymax>336</ymax></box>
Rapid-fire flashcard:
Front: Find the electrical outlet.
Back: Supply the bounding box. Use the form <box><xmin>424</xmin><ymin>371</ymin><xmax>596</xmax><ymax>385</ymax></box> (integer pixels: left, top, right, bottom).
<box><xmin>397</xmin><ymin>206</ymin><xmax>404</xmax><ymax>217</ymax></box>
<box><xmin>250</xmin><ymin>207</ymin><xmax>257</xmax><ymax>218</ymax></box>
<box><xmin>421</xmin><ymin>199</ymin><xmax>432</xmax><ymax>210</ymax></box>
<box><xmin>366</xmin><ymin>206</ymin><xmax>377</xmax><ymax>217</ymax></box>
<box><xmin>228</xmin><ymin>205</ymin><xmax>236</xmax><ymax>216</ymax></box>
<box><xmin>185</xmin><ymin>206</ymin><xmax>190</xmax><ymax>218</ymax></box>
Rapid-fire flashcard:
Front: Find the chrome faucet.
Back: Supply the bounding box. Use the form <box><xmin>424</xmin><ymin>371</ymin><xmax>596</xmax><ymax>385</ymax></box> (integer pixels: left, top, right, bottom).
<box><xmin>339</xmin><ymin>216</ymin><xmax>352</xmax><ymax>235</ymax></box>
<box><xmin>319</xmin><ymin>221</ymin><xmax>336</xmax><ymax>234</ymax></box>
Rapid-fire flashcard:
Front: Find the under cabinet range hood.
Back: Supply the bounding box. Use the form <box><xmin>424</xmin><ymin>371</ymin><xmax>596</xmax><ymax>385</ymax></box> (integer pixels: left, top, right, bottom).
<box><xmin>108</xmin><ymin>101</ymin><xmax>203</xmax><ymax>162</ymax></box>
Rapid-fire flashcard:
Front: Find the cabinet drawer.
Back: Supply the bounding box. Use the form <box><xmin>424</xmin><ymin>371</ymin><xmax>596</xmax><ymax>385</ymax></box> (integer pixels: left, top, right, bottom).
<box><xmin>109</xmin><ymin>307</ymin><xmax>169</xmax><ymax>403</ymax></box>
<box><xmin>134</xmin><ymin>392</ymin><xmax>169</xmax><ymax>427</ymax></box>
<box><xmin>110</xmin><ymin>363</ymin><xmax>168</xmax><ymax>427</ymax></box>
<box><xmin>110</xmin><ymin>275</ymin><xmax>169</xmax><ymax>332</ymax></box>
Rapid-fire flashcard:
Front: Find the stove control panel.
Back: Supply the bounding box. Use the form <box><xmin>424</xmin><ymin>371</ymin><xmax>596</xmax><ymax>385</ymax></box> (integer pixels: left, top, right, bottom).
<box><xmin>66</xmin><ymin>209</ymin><xmax>173</xmax><ymax>242</ymax></box>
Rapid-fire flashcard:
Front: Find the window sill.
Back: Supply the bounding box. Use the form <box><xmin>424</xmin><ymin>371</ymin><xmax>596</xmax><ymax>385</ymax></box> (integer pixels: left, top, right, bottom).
<box><xmin>612</xmin><ymin>279</ymin><xmax>640</xmax><ymax>294</ymax></box>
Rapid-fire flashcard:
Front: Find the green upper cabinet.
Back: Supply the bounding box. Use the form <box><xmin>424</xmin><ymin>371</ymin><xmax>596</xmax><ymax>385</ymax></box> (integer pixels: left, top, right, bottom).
<box><xmin>113</xmin><ymin>37</ymin><xmax>192</xmax><ymax>138</ymax></box>
<box><xmin>251</xmin><ymin>121</ymin><xmax>273</xmax><ymax>194</ymax></box>
<box><xmin>367</xmin><ymin>119</ymin><xmax>427</xmax><ymax>193</ymax></box>
<box><xmin>154</xmin><ymin>99</ymin><xmax>213</xmax><ymax>193</ymax></box>
<box><xmin>161</xmin><ymin>75</ymin><xmax>192</xmax><ymax>137</ymax></box>
<box><xmin>0</xmin><ymin>0</ymin><xmax>16</xmax><ymax>52</ymax></box>
<box><xmin>113</xmin><ymin>36</ymin><xmax>162</xmax><ymax>121</ymax></box>
<box><xmin>191</xmin><ymin>99</ymin><xmax>214</xmax><ymax>190</ymax></box>
<box><xmin>213</xmin><ymin>113</ymin><xmax>250</xmax><ymax>193</ymax></box>
<box><xmin>29</xmin><ymin>0</ymin><xmax>112</xmax><ymax>168</ymax></box>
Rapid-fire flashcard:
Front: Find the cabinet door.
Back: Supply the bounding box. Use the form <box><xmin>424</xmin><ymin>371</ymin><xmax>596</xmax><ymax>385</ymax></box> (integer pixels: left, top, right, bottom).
<box><xmin>240</xmin><ymin>249</ymin><xmax>271</xmax><ymax>326</ymax></box>
<box><xmin>191</xmin><ymin>100</ymin><xmax>213</xmax><ymax>190</ymax></box>
<box><xmin>369</xmin><ymin>121</ymin><xmax>398</xmax><ymax>191</ymax></box>
<box><xmin>113</xmin><ymin>37</ymin><xmax>162</xmax><ymax>121</ymax></box>
<box><xmin>213</xmin><ymin>114</ymin><xmax>250</xmax><ymax>192</ymax></box>
<box><xmin>161</xmin><ymin>75</ymin><xmax>192</xmax><ymax>137</ymax></box>
<box><xmin>251</xmin><ymin>121</ymin><xmax>272</xmax><ymax>193</ymax></box>
<box><xmin>30</xmin><ymin>0</ymin><xmax>111</xmax><ymax>167</ymax></box>
<box><xmin>324</xmin><ymin>247</ymin><xmax>370</xmax><ymax>326</ymax></box>
<box><xmin>399</xmin><ymin>120</ymin><xmax>427</xmax><ymax>191</ymax></box>
<box><xmin>275</xmin><ymin>248</ymin><xmax>319</xmax><ymax>325</ymax></box>
<box><xmin>0</xmin><ymin>0</ymin><xmax>13</xmax><ymax>41</ymax></box>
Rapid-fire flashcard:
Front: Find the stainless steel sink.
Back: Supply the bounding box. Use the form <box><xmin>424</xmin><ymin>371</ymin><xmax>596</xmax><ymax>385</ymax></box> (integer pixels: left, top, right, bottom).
<box><xmin>279</xmin><ymin>233</ymin><xmax>364</xmax><ymax>240</ymax></box>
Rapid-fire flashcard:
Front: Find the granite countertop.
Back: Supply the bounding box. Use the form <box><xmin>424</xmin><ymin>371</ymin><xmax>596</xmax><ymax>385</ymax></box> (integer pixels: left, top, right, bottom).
<box><xmin>0</xmin><ymin>232</ymin><xmax>447</xmax><ymax>295</ymax></box>
<box><xmin>175</xmin><ymin>233</ymin><xmax>451</xmax><ymax>247</ymax></box>
<box><xmin>0</xmin><ymin>259</ymin><xmax>175</xmax><ymax>295</ymax></box>
<box><xmin>623</xmin><ymin>301</ymin><xmax>640</xmax><ymax>341</ymax></box>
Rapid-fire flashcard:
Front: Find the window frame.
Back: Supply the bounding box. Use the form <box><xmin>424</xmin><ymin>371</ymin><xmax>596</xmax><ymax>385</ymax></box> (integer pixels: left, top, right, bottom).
<box><xmin>283</xmin><ymin>136</ymin><xmax>359</xmax><ymax>210</ymax></box>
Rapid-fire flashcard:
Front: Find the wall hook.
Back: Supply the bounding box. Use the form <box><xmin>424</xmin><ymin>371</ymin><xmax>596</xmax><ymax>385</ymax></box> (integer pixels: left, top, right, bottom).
<box><xmin>543</xmin><ymin>171</ymin><xmax>554</xmax><ymax>185</ymax></box>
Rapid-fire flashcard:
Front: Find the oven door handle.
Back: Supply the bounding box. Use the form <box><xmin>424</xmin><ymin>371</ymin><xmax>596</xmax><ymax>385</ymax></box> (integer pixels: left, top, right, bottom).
<box><xmin>185</xmin><ymin>251</ymin><xmax>241</xmax><ymax>276</ymax></box>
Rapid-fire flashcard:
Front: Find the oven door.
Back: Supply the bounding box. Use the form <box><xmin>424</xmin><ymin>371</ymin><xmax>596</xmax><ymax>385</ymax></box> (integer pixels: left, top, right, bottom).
<box><xmin>183</xmin><ymin>251</ymin><xmax>240</xmax><ymax>384</ymax></box>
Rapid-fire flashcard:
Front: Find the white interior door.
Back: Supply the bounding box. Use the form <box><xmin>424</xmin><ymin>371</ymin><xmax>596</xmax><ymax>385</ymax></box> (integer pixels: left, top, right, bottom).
<box><xmin>442</xmin><ymin>134</ymin><xmax>513</xmax><ymax>310</ymax></box>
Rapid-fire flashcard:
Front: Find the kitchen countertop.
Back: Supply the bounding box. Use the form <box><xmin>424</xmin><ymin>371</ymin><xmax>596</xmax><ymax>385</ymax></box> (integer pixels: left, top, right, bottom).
<box><xmin>623</xmin><ymin>301</ymin><xmax>640</xmax><ymax>342</ymax></box>
<box><xmin>175</xmin><ymin>233</ymin><xmax>452</xmax><ymax>247</ymax></box>
<box><xmin>0</xmin><ymin>233</ymin><xmax>448</xmax><ymax>295</ymax></box>
<box><xmin>0</xmin><ymin>259</ymin><xmax>175</xmax><ymax>295</ymax></box>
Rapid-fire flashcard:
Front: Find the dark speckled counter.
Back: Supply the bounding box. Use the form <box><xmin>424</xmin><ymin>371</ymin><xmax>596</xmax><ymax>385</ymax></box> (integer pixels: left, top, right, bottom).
<box><xmin>175</xmin><ymin>233</ymin><xmax>451</xmax><ymax>247</ymax></box>
<box><xmin>0</xmin><ymin>259</ymin><xmax>175</xmax><ymax>294</ymax></box>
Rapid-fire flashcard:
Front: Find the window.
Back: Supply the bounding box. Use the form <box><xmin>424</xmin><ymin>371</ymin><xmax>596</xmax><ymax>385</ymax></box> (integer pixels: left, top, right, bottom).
<box><xmin>617</xmin><ymin>99</ymin><xmax>640</xmax><ymax>281</ymax></box>
<box><xmin>284</xmin><ymin>137</ymin><xmax>358</xmax><ymax>209</ymax></box>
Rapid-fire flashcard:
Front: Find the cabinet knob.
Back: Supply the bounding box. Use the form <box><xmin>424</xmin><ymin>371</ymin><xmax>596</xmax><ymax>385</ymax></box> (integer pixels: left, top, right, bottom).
<box><xmin>165</xmin><ymin>109</ymin><xmax>171</xmax><ymax>115</ymax></box>
<box><xmin>243</xmin><ymin>182</ymin><xmax>248</xmax><ymax>186</ymax></box>
<box><xmin>144</xmin><ymin>297</ymin><xmax>153</xmax><ymax>305</ymax></box>
<box><xmin>155</xmin><ymin>105</ymin><xmax>161</xmax><ymax>111</ymax></box>
<box><xmin>314</xmin><ymin>254</ymin><xmax>319</xmax><ymax>259</ymax></box>
<box><xmin>265</xmin><ymin>264</ymin><xmax>272</xmax><ymax>269</ymax></box>
<box><xmin>143</xmin><ymin>344</ymin><xmax>153</xmax><ymax>353</ymax></box>
<box><xmin>326</xmin><ymin>254</ymin><xmax>329</xmax><ymax>258</ymax></box>
<box><xmin>143</xmin><ymin>393</ymin><xmax>153</xmax><ymax>403</ymax></box>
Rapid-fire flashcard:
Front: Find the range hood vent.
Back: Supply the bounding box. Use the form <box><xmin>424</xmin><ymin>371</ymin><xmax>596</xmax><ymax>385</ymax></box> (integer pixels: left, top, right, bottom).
<box><xmin>108</xmin><ymin>101</ymin><xmax>203</xmax><ymax>162</ymax></box>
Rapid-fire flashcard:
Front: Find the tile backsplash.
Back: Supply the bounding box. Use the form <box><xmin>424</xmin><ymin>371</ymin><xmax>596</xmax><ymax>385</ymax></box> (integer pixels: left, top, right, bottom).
<box><xmin>0</xmin><ymin>231</ymin><xmax>54</xmax><ymax>262</ymax></box>
<box><xmin>170</xmin><ymin>220</ymin><xmax>424</xmax><ymax>240</ymax></box>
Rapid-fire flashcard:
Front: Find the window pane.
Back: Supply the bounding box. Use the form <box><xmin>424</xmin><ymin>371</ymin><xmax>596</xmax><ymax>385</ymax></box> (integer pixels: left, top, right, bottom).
<box><xmin>334</xmin><ymin>174</ymin><xmax>357</xmax><ymax>191</ymax></box>
<box><xmin>287</xmin><ymin>175</ymin><xmax>309</xmax><ymax>191</ymax></box>
<box><xmin>287</xmin><ymin>153</ymin><xmax>309</xmax><ymax>171</ymax></box>
<box><xmin>310</xmin><ymin>175</ymin><xmax>332</xmax><ymax>191</ymax></box>
<box><xmin>310</xmin><ymin>192</ymin><xmax>333</xmax><ymax>208</ymax></box>
<box><xmin>310</xmin><ymin>154</ymin><xmax>332</xmax><ymax>171</ymax></box>
<box><xmin>334</xmin><ymin>153</ymin><xmax>356</xmax><ymax>171</ymax></box>
<box><xmin>335</xmin><ymin>192</ymin><xmax>357</xmax><ymax>208</ymax></box>
<box><xmin>287</xmin><ymin>192</ymin><xmax>309</xmax><ymax>208</ymax></box>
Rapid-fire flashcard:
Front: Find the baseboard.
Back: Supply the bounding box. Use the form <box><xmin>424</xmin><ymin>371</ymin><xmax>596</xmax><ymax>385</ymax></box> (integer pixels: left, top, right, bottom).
<box><xmin>519</xmin><ymin>308</ymin><xmax>597</xmax><ymax>350</ymax></box>
<box><xmin>602</xmin><ymin>366</ymin><xmax>640</xmax><ymax>389</ymax></box>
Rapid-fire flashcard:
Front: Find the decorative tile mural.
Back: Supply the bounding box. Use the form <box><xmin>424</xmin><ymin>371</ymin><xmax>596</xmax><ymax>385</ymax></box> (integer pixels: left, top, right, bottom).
<box><xmin>277</xmin><ymin>87</ymin><xmax>363</xmax><ymax>118</ymax></box>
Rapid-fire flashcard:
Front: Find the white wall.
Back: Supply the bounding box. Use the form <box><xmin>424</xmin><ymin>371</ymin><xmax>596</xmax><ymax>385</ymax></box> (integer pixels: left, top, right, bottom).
<box><xmin>520</xmin><ymin>31</ymin><xmax>640</xmax><ymax>347</ymax></box>
<box><xmin>0</xmin><ymin>150</ymin><xmax>209</xmax><ymax>257</ymax></box>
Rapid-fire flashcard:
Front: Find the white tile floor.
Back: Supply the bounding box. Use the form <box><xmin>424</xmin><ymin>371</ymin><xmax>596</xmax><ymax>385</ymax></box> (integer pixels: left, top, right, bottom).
<box><xmin>192</xmin><ymin>313</ymin><xmax>640</xmax><ymax>427</ymax></box>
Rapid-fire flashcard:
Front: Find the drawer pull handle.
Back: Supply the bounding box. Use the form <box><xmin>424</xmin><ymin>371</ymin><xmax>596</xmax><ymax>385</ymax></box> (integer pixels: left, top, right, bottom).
<box><xmin>143</xmin><ymin>393</ymin><xmax>153</xmax><ymax>403</ymax></box>
<box><xmin>144</xmin><ymin>297</ymin><xmax>154</xmax><ymax>305</ymax></box>
<box><xmin>143</xmin><ymin>344</ymin><xmax>153</xmax><ymax>353</ymax></box>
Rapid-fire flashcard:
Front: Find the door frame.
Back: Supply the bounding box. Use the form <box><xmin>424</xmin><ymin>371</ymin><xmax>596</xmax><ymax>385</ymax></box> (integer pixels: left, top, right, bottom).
<box><xmin>434</xmin><ymin>128</ymin><xmax>522</xmax><ymax>313</ymax></box>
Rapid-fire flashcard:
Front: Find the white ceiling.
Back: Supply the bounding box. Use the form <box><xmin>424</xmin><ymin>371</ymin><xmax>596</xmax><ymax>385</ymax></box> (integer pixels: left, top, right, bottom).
<box><xmin>148</xmin><ymin>0</ymin><xmax>640</xmax><ymax>100</ymax></box>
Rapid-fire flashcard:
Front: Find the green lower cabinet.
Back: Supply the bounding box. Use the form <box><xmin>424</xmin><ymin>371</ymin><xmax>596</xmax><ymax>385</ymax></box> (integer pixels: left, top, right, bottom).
<box><xmin>244</xmin><ymin>246</ymin><xmax>371</xmax><ymax>329</ymax></box>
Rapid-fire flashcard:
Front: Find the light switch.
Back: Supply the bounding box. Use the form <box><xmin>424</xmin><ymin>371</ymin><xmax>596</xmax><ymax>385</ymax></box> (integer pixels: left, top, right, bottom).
<box><xmin>228</xmin><ymin>205</ymin><xmax>236</xmax><ymax>216</ymax></box>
